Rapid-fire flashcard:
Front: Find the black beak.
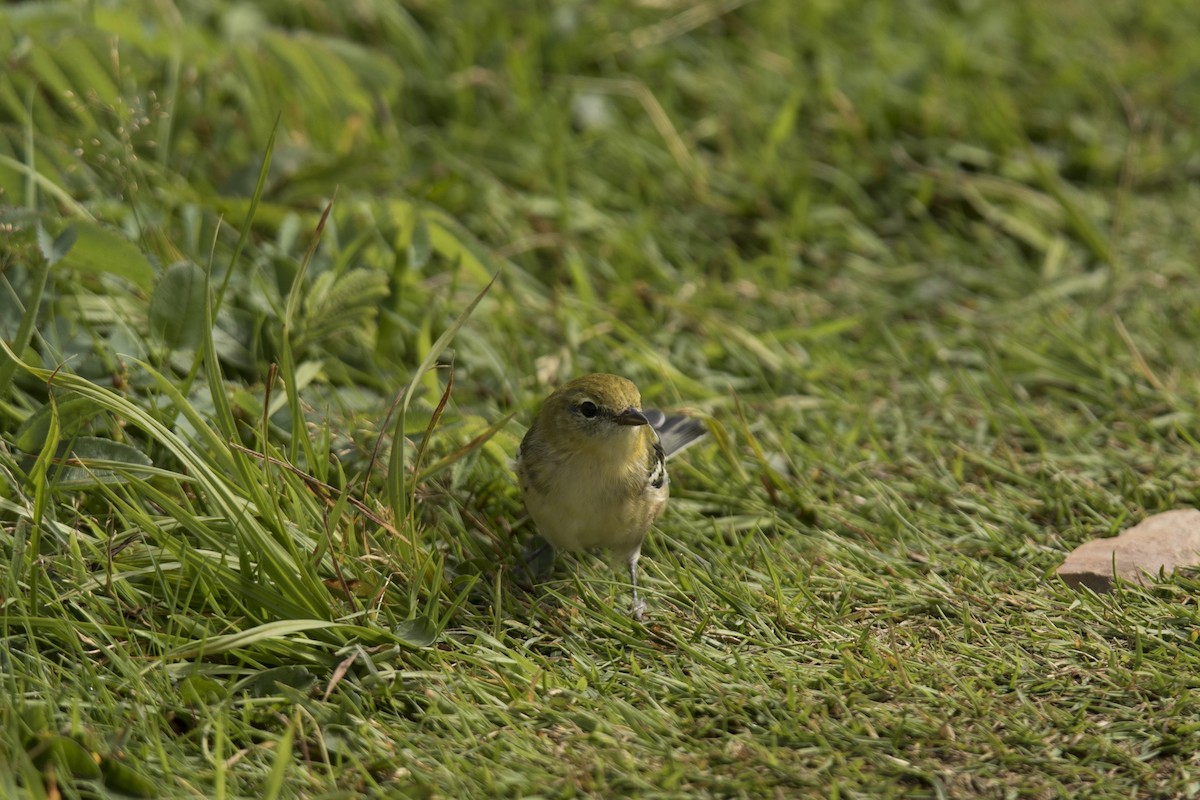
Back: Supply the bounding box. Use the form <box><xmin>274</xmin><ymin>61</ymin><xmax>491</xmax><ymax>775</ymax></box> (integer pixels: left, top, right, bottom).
<box><xmin>614</xmin><ymin>407</ymin><xmax>649</xmax><ymax>426</ymax></box>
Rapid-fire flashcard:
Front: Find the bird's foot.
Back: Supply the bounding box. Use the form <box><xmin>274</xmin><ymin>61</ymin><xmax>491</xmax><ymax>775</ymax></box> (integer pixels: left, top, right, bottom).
<box><xmin>631</xmin><ymin>596</ymin><xmax>647</xmax><ymax>622</ymax></box>
<box><xmin>519</xmin><ymin>537</ymin><xmax>555</xmax><ymax>582</ymax></box>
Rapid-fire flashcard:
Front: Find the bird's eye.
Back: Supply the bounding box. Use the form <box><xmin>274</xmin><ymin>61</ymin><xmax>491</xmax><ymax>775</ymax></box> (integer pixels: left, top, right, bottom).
<box><xmin>578</xmin><ymin>401</ymin><xmax>599</xmax><ymax>418</ymax></box>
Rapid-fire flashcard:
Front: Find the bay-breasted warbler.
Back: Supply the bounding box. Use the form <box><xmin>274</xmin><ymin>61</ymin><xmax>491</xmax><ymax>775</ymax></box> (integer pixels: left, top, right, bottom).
<box><xmin>515</xmin><ymin>373</ymin><xmax>705</xmax><ymax>619</ymax></box>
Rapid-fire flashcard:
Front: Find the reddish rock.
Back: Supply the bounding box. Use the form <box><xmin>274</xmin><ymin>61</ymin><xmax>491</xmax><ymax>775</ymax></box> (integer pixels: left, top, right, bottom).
<box><xmin>1058</xmin><ymin>509</ymin><xmax>1200</xmax><ymax>592</ymax></box>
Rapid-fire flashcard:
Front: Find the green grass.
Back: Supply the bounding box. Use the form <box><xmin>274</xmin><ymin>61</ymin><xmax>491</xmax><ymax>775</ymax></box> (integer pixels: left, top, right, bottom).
<box><xmin>3</xmin><ymin>0</ymin><xmax>1200</xmax><ymax>796</ymax></box>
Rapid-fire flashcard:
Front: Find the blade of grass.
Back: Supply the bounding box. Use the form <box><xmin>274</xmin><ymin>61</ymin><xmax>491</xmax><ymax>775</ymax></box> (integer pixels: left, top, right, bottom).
<box><xmin>387</xmin><ymin>271</ymin><xmax>498</xmax><ymax>532</ymax></box>
<box><xmin>280</xmin><ymin>197</ymin><xmax>336</xmax><ymax>468</ymax></box>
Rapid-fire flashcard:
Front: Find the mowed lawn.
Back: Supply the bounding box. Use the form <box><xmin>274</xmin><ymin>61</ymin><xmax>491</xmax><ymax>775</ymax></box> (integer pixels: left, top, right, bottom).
<box><xmin>3</xmin><ymin>1</ymin><xmax>1200</xmax><ymax>797</ymax></box>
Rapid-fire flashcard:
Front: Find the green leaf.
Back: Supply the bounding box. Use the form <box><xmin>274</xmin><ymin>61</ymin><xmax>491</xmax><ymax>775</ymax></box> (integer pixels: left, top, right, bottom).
<box><xmin>393</xmin><ymin>617</ymin><xmax>438</xmax><ymax>647</ymax></box>
<box><xmin>49</xmin><ymin>436</ymin><xmax>154</xmax><ymax>490</ymax></box>
<box><xmin>19</xmin><ymin>706</ymin><xmax>52</xmax><ymax>741</ymax></box>
<box><xmin>58</xmin><ymin>221</ymin><xmax>155</xmax><ymax>291</ymax></box>
<box><xmin>14</xmin><ymin>396</ymin><xmax>103</xmax><ymax>453</ymax></box>
<box><xmin>149</xmin><ymin>260</ymin><xmax>209</xmax><ymax>350</ymax></box>
<box><xmin>29</xmin><ymin>735</ymin><xmax>102</xmax><ymax>780</ymax></box>
<box><xmin>240</xmin><ymin>665</ymin><xmax>317</xmax><ymax>697</ymax></box>
<box><xmin>299</xmin><ymin>267</ymin><xmax>390</xmax><ymax>349</ymax></box>
<box><xmin>100</xmin><ymin>758</ymin><xmax>157</xmax><ymax>798</ymax></box>
<box><xmin>179</xmin><ymin>674</ymin><xmax>228</xmax><ymax>705</ymax></box>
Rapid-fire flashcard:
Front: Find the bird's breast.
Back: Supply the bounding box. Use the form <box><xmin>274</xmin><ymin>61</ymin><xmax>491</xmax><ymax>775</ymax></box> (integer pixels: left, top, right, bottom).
<box><xmin>520</xmin><ymin>449</ymin><xmax>667</xmax><ymax>555</ymax></box>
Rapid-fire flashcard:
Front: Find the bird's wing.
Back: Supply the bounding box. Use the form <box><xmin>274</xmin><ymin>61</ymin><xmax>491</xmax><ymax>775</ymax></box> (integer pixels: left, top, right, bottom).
<box><xmin>644</xmin><ymin>410</ymin><xmax>706</xmax><ymax>458</ymax></box>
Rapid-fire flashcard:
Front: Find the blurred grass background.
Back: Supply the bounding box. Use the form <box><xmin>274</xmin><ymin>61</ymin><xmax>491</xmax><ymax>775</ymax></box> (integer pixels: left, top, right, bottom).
<box><xmin>3</xmin><ymin>0</ymin><xmax>1200</xmax><ymax>796</ymax></box>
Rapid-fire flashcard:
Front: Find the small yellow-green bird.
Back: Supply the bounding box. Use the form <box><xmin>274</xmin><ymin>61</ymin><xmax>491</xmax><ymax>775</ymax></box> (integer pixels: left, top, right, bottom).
<box><xmin>515</xmin><ymin>373</ymin><xmax>706</xmax><ymax>619</ymax></box>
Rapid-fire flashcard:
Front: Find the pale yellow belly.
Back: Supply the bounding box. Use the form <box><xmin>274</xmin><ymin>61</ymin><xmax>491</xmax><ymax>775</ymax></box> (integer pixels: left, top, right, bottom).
<box><xmin>522</xmin><ymin>463</ymin><xmax>667</xmax><ymax>557</ymax></box>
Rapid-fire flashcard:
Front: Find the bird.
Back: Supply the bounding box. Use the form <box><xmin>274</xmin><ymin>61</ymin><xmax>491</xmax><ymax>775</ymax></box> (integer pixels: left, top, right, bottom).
<box><xmin>514</xmin><ymin>373</ymin><xmax>705</xmax><ymax>620</ymax></box>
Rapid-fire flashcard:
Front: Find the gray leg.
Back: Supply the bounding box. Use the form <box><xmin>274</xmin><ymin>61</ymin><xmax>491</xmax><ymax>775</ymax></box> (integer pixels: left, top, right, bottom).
<box><xmin>521</xmin><ymin>536</ymin><xmax>555</xmax><ymax>580</ymax></box>
<box><xmin>628</xmin><ymin>553</ymin><xmax>646</xmax><ymax>621</ymax></box>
